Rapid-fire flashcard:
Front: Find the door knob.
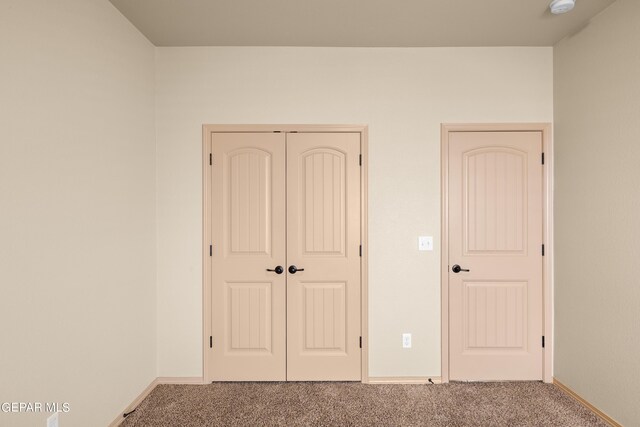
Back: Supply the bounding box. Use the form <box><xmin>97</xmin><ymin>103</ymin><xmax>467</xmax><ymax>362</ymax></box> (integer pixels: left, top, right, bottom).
<box><xmin>452</xmin><ymin>264</ymin><xmax>470</xmax><ymax>273</ymax></box>
<box><xmin>266</xmin><ymin>266</ymin><xmax>284</xmax><ymax>274</ymax></box>
<box><xmin>288</xmin><ymin>265</ymin><xmax>305</xmax><ymax>274</ymax></box>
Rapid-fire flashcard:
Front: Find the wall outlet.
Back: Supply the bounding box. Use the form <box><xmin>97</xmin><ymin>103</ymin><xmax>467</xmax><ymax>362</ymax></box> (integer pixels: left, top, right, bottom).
<box><xmin>47</xmin><ymin>412</ymin><xmax>59</xmax><ymax>427</ymax></box>
<box><xmin>418</xmin><ymin>236</ymin><xmax>433</xmax><ymax>251</ymax></box>
<box><xmin>402</xmin><ymin>333</ymin><xmax>412</xmax><ymax>348</ymax></box>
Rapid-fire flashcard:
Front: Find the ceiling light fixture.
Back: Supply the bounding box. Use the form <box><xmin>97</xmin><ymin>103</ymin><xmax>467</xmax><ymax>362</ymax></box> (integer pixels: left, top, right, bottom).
<box><xmin>550</xmin><ymin>0</ymin><xmax>576</xmax><ymax>14</ymax></box>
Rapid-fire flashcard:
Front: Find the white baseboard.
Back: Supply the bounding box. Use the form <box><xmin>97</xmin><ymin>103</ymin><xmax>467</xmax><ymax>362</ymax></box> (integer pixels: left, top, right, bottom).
<box><xmin>553</xmin><ymin>378</ymin><xmax>621</xmax><ymax>427</ymax></box>
<box><xmin>157</xmin><ymin>376</ymin><xmax>205</xmax><ymax>385</ymax></box>
<box><xmin>367</xmin><ymin>376</ymin><xmax>441</xmax><ymax>385</ymax></box>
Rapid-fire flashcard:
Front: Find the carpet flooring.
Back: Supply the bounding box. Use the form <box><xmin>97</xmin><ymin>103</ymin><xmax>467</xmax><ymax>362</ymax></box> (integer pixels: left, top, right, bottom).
<box><xmin>121</xmin><ymin>382</ymin><xmax>606</xmax><ymax>426</ymax></box>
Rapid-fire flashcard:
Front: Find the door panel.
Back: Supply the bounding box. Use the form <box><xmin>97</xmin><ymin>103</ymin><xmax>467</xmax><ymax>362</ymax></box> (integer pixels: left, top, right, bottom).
<box><xmin>464</xmin><ymin>281</ymin><xmax>527</xmax><ymax>349</ymax></box>
<box><xmin>210</xmin><ymin>132</ymin><xmax>286</xmax><ymax>381</ymax></box>
<box><xmin>464</xmin><ymin>148</ymin><xmax>527</xmax><ymax>254</ymax></box>
<box><xmin>228</xmin><ymin>282</ymin><xmax>272</xmax><ymax>351</ymax></box>
<box><xmin>303</xmin><ymin>150</ymin><xmax>346</xmax><ymax>255</ymax></box>
<box><xmin>449</xmin><ymin>131</ymin><xmax>542</xmax><ymax>381</ymax></box>
<box><xmin>302</xmin><ymin>282</ymin><xmax>346</xmax><ymax>351</ymax></box>
<box><xmin>286</xmin><ymin>133</ymin><xmax>361</xmax><ymax>381</ymax></box>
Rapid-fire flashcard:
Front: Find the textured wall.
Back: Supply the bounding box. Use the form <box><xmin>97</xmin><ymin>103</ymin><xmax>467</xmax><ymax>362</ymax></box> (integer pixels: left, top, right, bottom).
<box><xmin>0</xmin><ymin>1</ymin><xmax>156</xmax><ymax>426</ymax></box>
<box><xmin>554</xmin><ymin>1</ymin><xmax>640</xmax><ymax>425</ymax></box>
<box><xmin>154</xmin><ymin>46</ymin><xmax>553</xmax><ymax>378</ymax></box>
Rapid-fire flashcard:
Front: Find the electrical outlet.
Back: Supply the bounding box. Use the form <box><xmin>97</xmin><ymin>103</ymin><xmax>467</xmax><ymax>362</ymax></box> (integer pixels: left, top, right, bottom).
<box><xmin>402</xmin><ymin>333</ymin><xmax>412</xmax><ymax>348</ymax></box>
<box><xmin>47</xmin><ymin>412</ymin><xmax>59</xmax><ymax>427</ymax></box>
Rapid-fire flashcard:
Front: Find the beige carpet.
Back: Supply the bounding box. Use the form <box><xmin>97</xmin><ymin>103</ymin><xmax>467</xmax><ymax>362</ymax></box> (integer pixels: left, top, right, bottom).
<box><xmin>121</xmin><ymin>382</ymin><xmax>606</xmax><ymax>426</ymax></box>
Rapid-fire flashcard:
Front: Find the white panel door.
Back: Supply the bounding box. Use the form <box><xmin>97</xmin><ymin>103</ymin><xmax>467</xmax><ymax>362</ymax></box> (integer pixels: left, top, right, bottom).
<box><xmin>448</xmin><ymin>131</ymin><xmax>543</xmax><ymax>381</ymax></box>
<box><xmin>208</xmin><ymin>130</ymin><xmax>362</xmax><ymax>382</ymax></box>
<box><xmin>285</xmin><ymin>132</ymin><xmax>362</xmax><ymax>381</ymax></box>
<box><xmin>210</xmin><ymin>132</ymin><xmax>286</xmax><ymax>381</ymax></box>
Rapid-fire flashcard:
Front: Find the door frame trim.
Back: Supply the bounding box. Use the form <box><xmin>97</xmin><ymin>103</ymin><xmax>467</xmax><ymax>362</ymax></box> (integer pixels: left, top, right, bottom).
<box><xmin>440</xmin><ymin>123</ymin><xmax>553</xmax><ymax>383</ymax></box>
<box><xmin>202</xmin><ymin>124</ymin><xmax>369</xmax><ymax>383</ymax></box>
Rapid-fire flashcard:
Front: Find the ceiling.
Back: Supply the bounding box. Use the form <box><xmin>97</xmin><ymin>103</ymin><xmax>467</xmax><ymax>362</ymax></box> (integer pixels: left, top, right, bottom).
<box><xmin>109</xmin><ymin>0</ymin><xmax>616</xmax><ymax>47</ymax></box>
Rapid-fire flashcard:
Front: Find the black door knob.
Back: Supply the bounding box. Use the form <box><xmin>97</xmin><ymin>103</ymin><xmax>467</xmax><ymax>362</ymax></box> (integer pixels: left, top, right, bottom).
<box><xmin>266</xmin><ymin>266</ymin><xmax>284</xmax><ymax>274</ymax></box>
<box><xmin>452</xmin><ymin>264</ymin><xmax>470</xmax><ymax>273</ymax></box>
<box><xmin>288</xmin><ymin>265</ymin><xmax>305</xmax><ymax>274</ymax></box>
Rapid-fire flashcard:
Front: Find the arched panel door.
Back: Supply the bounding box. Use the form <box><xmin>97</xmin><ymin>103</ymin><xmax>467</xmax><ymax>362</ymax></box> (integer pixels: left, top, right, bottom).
<box><xmin>286</xmin><ymin>133</ymin><xmax>362</xmax><ymax>381</ymax></box>
<box><xmin>210</xmin><ymin>133</ymin><xmax>286</xmax><ymax>381</ymax></box>
<box><xmin>448</xmin><ymin>131</ymin><xmax>543</xmax><ymax>381</ymax></box>
<box><xmin>208</xmin><ymin>130</ymin><xmax>362</xmax><ymax>382</ymax></box>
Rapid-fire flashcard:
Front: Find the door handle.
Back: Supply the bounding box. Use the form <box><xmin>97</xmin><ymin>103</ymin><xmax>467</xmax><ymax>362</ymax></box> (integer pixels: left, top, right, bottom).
<box><xmin>288</xmin><ymin>265</ymin><xmax>305</xmax><ymax>274</ymax></box>
<box><xmin>451</xmin><ymin>264</ymin><xmax>470</xmax><ymax>273</ymax></box>
<box><xmin>266</xmin><ymin>266</ymin><xmax>284</xmax><ymax>274</ymax></box>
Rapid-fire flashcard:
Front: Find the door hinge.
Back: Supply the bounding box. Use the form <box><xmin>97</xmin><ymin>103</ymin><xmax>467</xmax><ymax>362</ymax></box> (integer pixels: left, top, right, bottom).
<box><xmin>359</xmin><ymin>336</ymin><xmax>362</xmax><ymax>348</ymax></box>
<box><xmin>209</xmin><ymin>153</ymin><xmax>212</xmax><ymax>165</ymax></box>
<box><xmin>210</xmin><ymin>244</ymin><xmax>213</xmax><ymax>256</ymax></box>
<box><xmin>541</xmin><ymin>152</ymin><xmax>545</xmax><ymax>165</ymax></box>
<box><xmin>359</xmin><ymin>154</ymin><xmax>362</xmax><ymax>166</ymax></box>
<box><xmin>210</xmin><ymin>336</ymin><xmax>213</xmax><ymax>348</ymax></box>
<box><xmin>359</xmin><ymin>245</ymin><xmax>362</xmax><ymax>257</ymax></box>
<box><xmin>542</xmin><ymin>336</ymin><xmax>545</xmax><ymax>348</ymax></box>
<box><xmin>542</xmin><ymin>244</ymin><xmax>545</xmax><ymax>256</ymax></box>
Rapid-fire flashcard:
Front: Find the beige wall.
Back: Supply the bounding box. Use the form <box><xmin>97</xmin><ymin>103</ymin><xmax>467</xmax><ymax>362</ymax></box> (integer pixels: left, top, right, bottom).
<box><xmin>554</xmin><ymin>1</ymin><xmax>640</xmax><ymax>425</ymax></box>
<box><xmin>0</xmin><ymin>1</ymin><xmax>156</xmax><ymax>426</ymax></box>
<box><xmin>155</xmin><ymin>47</ymin><xmax>553</xmax><ymax>377</ymax></box>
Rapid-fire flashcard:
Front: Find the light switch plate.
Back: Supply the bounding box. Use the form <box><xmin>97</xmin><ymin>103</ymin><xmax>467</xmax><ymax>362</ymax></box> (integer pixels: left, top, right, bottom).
<box><xmin>418</xmin><ymin>236</ymin><xmax>433</xmax><ymax>251</ymax></box>
<box><xmin>402</xmin><ymin>333</ymin><xmax>412</xmax><ymax>348</ymax></box>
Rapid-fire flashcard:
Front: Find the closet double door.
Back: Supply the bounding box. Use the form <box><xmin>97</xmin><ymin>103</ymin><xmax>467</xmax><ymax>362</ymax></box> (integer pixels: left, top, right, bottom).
<box><xmin>208</xmin><ymin>131</ymin><xmax>362</xmax><ymax>381</ymax></box>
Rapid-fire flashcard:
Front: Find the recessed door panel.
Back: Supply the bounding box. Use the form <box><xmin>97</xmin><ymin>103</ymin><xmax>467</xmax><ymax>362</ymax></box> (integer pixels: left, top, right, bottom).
<box><xmin>302</xmin><ymin>282</ymin><xmax>347</xmax><ymax>352</ymax></box>
<box><xmin>464</xmin><ymin>149</ymin><xmax>527</xmax><ymax>254</ymax></box>
<box><xmin>463</xmin><ymin>281</ymin><xmax>527</xmax><ymax>351</ymax></box>
<box><xmin>227</xmin><ymin>149</ymin><xmax>272</xmax><ymax>255</ymax></box>
<box><xmin>449</xmin><ymin>131</ymin><xmax>543</xmax><ymax>381</ymax></box>
<box><xmin>227</xmin><ymin>282</ymin><xmax>272</xmax><ymax>352</ymax></box>
<box><xmin>302</xmin><ymin>150</ymin><xmax>346</xmax><ymax>255</ymax></box>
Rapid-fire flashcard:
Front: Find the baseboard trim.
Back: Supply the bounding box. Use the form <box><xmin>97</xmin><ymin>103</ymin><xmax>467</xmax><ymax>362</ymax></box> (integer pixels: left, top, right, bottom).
<box><xmin>367</xmin><ymin>376</ymin><xmax>441</xmax><ymax>385</ymax></box>
<box><xmin>553</xmin><ymin>378</ymin><xmax>622</xmax><ymax>427</ymax></box>
<box><xmin>108</xmin><ymin>377</ymin><xmax>205</xmax><ymax>427</ymax></box>
<box><xmin>157</xmin><ymin>376</ymin><xmax>205</xmax><ymax>385</ymax></box>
